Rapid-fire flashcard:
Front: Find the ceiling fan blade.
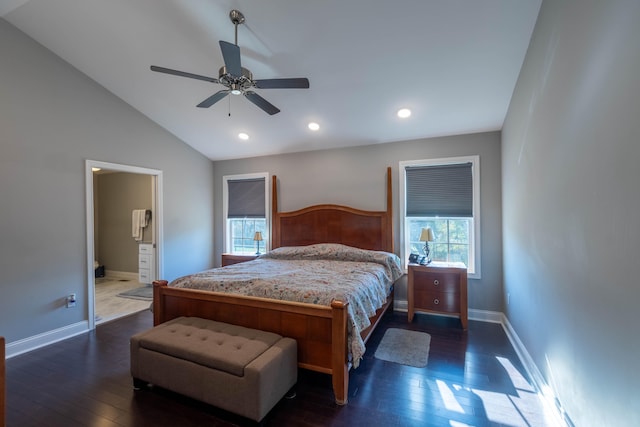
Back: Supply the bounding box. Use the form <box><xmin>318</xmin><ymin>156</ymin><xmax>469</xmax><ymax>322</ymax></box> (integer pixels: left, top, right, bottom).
<box><xmin>197</xmin><ymin>90</ymin><xmax>230</xmax><ymax>108</ymax></box>
<box><xmin>219</xmin><ymin>41</ymin><xmax>242</xmax><ymax>76</ymax></box>
<box><xmin>254</xmin><ymin>78</ymin><xmax>310</xmax><ymax>89</ymax></box>
<box><xmin>150</xmin><ymin>65</ymin><xmax>218</xmax><ymax>83</ymax></box>
<box><xmin>244</xmin><ymin>91</ymin><xmax>280</xmax><ymax>115</ymax></box>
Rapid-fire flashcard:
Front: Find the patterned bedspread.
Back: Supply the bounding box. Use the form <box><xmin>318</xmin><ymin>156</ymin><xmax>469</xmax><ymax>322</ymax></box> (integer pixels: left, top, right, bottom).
<box><xmin>169</xmin><ymin>244</ymin><xmax>403</xmax><ymax>367</ymax></box>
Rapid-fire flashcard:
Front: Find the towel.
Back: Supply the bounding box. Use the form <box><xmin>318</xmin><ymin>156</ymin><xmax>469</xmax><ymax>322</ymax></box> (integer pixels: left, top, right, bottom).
<box><xmin>132</xmin><ymin>209</ymin><xmax>147</xmax><ymax>241</ymax></box>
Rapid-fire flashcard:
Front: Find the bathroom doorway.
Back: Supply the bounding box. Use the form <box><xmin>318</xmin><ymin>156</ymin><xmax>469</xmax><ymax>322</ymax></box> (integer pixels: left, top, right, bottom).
<box><xmin>85</xmin><ymin>160</ymin><xmax>163</xmax><ymax>330</ymax></box>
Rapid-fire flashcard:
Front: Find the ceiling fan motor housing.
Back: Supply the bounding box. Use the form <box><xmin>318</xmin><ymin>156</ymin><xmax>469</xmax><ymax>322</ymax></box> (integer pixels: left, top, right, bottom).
<box><xmin>218</xmin><ymin>66</ymin><xmax>254</xmax><ymax>93</ymax></box>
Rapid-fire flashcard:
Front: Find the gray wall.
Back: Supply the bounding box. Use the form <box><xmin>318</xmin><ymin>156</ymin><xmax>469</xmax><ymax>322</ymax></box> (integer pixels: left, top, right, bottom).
<box><xmin>502</xmin><ymin>1</ymin><xmax>640</xmax><ymax>426</ymax></box>
<box><xmin>0</xmin><ymin>19</ymin><xmax>214</xmax><ymax>343</ymax></box>
<box><xmin>95</xmin><ymin>172</ymin><xmax>153</xmax><ymax>273</ymax></box>
<box><xmin>213</xmin><ymin>131</ymin><xmax>502</xmax><ymax>311</ymax></box>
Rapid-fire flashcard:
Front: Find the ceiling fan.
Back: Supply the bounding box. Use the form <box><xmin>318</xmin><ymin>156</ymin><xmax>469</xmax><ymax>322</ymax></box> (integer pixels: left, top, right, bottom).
<box><xmin>150</xmin><ymin>9</ymin><xmax>310</xmax><ymax>115</ymax></box>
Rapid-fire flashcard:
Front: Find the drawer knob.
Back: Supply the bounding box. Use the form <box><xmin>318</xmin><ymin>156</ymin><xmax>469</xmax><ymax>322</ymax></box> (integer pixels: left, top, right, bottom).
<box><xmin>434</xmin><ymin>298</ymin><xmax>440</xmax><ymax>305</ymax></box>
<box><xmin>433</xmin><ymin>279</ymin><xmax>439</xmax><ymax>286</ymax></box>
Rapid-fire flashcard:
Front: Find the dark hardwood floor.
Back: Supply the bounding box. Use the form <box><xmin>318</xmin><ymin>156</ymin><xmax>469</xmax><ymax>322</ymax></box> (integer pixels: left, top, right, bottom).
<box><xmin>6</xmin><ymin>310</ymin><xmax>558</xmax><ymax>427</ymax></box>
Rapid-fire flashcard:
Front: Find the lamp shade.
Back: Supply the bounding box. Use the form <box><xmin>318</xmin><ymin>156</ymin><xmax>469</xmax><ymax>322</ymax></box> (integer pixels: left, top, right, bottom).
<box><xmin>253</xmin><ymin>231</ymin><xmax>263</xmax><ymax>241</ymax></box>
<box><xmin>419</xmin><ymin>227</ymin><xmax>434</xmax><ymax>242</ymax></box>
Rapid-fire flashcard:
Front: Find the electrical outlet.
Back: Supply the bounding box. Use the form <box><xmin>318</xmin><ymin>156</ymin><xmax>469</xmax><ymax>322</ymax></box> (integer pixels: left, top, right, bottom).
<box><xmin>66</xmin><ymin>293</ymin><xmax>77</xmax><ymax>308</ymax></box>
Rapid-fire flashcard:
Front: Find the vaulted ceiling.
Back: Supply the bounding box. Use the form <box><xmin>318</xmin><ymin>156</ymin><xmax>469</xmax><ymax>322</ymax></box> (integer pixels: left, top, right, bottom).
<box><xmin>2</xmin><ymin>0</ymin><xmax>541</xmax><ymax>160</ymax></box>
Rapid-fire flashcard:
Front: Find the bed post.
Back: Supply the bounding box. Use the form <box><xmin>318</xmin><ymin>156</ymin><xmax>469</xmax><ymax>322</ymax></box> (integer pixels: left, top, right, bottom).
<box><xmin>271</xmin><ymin>175</ymin><xmax>280</xmax><ymax>249</ymax></box>
<box><xmin>385</xmin><ymin>166</ymin><xmax>394</xmax><ymax>253</ymax></box>
<box><xmin>152</xmin><ymin>280</ymin><xmax>168</xmax><ymax>325</ymax></box>
<box><xmin>330</xmin><ymin>300</ymin><xmax>349</xmax><ymax>405</ymax></box>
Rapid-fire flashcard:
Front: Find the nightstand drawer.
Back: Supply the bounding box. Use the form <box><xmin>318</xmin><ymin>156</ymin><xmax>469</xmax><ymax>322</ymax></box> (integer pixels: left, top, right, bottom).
<box><xmin>138</xmin><ymin>254</ymin><xmax>152</xmax><ymax>268</ymax></box>
<box><xmin>139</xmin><ymin>243</ymin><xmax>153</xmax><ymax>255</ymax></box>
<box><xmin>414</xmin><ymin>290</ymin><xmax>460</xmax><ymax>313</ymax></box>
<box><xmin>412</xmin><ymin>270</ymin><xmax>460</xmax><ymax>293</ymax></box>
<box><xmin>139</xmin><ymin>269</ymin><xmax>151</xmax><ymax>283</ymax></box>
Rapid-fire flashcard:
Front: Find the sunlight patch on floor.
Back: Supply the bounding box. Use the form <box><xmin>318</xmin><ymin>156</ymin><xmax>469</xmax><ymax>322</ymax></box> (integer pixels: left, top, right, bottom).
<box><xmin>431</xmin><ymin>355</ymin><xmax>563</xmax><ymax>427</ymax></box>
<box><xmin>496</xmin><ymin>356</ymin><xmax>536</xmax><ymax>392</ymax></box>
<box><xmin>436</xmin><ymin>380</ymin><xmax>465</xmax><ymax>414</ymax></box>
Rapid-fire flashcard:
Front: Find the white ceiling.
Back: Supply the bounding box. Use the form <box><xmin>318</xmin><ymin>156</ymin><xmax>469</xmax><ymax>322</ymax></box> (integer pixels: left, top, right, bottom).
<box><xmin>2</xmin><ymin>0</ymin><xmax>541</xmax><ymax>161</ymax></box>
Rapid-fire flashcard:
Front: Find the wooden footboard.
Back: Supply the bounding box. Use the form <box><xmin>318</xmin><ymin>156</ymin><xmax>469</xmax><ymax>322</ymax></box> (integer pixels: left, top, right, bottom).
<box><xmin>153</xmin><ymin>280</ymin><xmax>394</xmax><ymax>404</ymax></box>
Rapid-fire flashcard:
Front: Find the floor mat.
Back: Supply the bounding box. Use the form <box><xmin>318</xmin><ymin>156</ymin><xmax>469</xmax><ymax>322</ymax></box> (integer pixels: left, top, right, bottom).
<box><xmin>374</xmin><ymin>328</ymin><xmax>431</xmax><ymax>367</ymax></box>
<box><xmin>117</xmin><ymin>286</ymin><xmax>152</xmax><ymax>301</ymax></box>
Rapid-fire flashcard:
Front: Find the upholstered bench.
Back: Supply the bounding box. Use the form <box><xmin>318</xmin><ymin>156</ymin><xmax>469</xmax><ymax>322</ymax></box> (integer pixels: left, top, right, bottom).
<box><xmin>130</xmin><ymin>316</ymin><xmax>297</xmax><ymax>422</ymax></box>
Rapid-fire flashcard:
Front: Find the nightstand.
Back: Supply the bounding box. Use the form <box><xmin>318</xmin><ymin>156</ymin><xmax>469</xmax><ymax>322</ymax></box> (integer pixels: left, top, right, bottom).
<box><xmin>221</xmin><ymin>253</ymin><xmax>258</xmax><ymax>267</ymax></box>
<box><xmin>407</xmin><ymin>261</ymin><xmax>468</xmax><ymax>329</ymax></box>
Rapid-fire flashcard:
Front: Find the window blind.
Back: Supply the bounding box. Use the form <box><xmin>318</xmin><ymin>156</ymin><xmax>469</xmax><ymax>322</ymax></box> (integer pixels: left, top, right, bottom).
<box><xmin>227</xmin><ymin>178</ymin><xmax>265</xmax><ymax>218</ymax></box>
<box><xmin>406</xmin><ymin>163</ymin><xmax>473</xmax><ymax>217</ymax></box>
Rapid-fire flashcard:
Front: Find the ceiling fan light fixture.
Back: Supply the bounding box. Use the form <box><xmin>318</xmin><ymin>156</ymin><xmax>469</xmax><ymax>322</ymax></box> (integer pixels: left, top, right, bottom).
<box><xmin>308</xmin><ymin>122</ymin><xmax>320</xmax><ymax>131</ymax></box>
<box><xmin>397</xmin><ymin>108</ymin><xmax>412</xmax><ymax>118</ymax></box>
<box><xmin>230</xmin><ymin>84</ymin><xmax>242</xmax><ymax>95</ymax></box>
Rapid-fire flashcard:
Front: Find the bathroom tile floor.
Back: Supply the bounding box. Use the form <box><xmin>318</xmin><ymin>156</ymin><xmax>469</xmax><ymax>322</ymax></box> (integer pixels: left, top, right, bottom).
<box><xmin>94</xmin><ymin>276</ymin><xmax>151</xmax><ymax>324</ymax></box>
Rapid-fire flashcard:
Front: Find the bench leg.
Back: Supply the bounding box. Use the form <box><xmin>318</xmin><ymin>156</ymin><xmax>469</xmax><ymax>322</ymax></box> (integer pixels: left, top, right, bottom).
<box><xmin>132</xmin><ymin>377</ymin><xmax>148</xmax><ymax>390</ymax></box>
<box><xmin>284</xmin><ymin>386</ymin><xmax>296</xmax><ymax>400</ymax></box>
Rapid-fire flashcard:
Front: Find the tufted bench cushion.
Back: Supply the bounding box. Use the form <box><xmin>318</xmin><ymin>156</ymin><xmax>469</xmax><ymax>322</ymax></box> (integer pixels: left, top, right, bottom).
<box><xmin>130</xmin><ymin>316</ymin><xmax>297</xmax><ymax>422</ymax></box>
<box><xmin>136</xmin><ymin>317</ymin><xmax>282</xmax><ymax>377</ymax></box>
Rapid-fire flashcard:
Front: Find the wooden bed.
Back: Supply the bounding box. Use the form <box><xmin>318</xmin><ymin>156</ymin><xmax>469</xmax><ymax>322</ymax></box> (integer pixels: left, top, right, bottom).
<box><xmin>152</xmin><ymin>167</ymin><xmax>395</xmax><ymax>405</ymax></box>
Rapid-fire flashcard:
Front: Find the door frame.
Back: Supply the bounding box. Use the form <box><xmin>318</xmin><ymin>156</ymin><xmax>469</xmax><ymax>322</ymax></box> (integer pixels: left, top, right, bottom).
<box><xmin>85</xmin><ymin>160</ymin><xmax>163</xmax><ymax>330</ymax></box>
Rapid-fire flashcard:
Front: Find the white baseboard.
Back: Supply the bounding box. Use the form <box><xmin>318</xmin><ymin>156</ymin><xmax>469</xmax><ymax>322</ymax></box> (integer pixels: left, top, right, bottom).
<box><xmin>393</xmin><ymin>299</ymin><xmax>408</xmax><ymax>312</ymax></box>
<box><xmin>501</xmin><ymin>314</ymin><xmax>547</xmax><ymax>390</ymax></box>
<box><xmin>6</xmin><ymin>320</ymin><xmax>89</xmax><ymax>358</ymax></box>
<box><xmin>105</xmin><ymin>270</ymin><xmax>138</xmax><ymax>281</ymax></box>
<box><xmin>501</xmin><ymin>314</ymin><xmax>569</xmax><ymax>426</ymax></box>
<box><xmin>468</xmin><ymin>308</ymin><xmax>503</xmax><ymax>323</ymax></box>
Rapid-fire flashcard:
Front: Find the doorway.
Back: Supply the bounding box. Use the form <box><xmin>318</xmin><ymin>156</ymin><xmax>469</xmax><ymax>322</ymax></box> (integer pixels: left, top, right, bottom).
<box><xmin>85</xmin><ymin>160</ymin><xmax>163</xmax><ymax>330</ymax></box>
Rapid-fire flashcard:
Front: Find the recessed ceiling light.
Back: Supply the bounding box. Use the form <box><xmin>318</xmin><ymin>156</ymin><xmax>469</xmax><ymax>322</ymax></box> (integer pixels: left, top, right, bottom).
<box><xmin>308</xmin><ymin>122</ymin><xmax>320</xmax><ymax>131</ymax></box>
<box><xmin>238</xmin><ymin>132</ymin><xmax>249</xmax><ymax>140</ymax></box>
<box><xmin>91</xmin><ymin>167</ymin><xmax>101</xmax><ymax>172</ymax></box>
<box><xmin>397</xmin><ymin>108</ymin><xmax>412</xmax><ymax>118</ymax></box>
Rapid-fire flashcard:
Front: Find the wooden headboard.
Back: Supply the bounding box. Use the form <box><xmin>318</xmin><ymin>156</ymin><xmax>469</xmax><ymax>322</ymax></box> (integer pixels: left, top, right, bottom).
<box><xmin>271</xmin><ymin>167</ymin><xmax>394</xmax><ymax>253</ymax></box>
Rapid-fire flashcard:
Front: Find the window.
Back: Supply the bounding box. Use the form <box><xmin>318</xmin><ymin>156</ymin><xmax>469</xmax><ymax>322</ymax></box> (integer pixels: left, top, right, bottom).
<box><xmin>223</xmin><ymin>173</ymin><xmax>269</xmax><ymax>254</ymax></box>
<box><xmin>399</xmin><ymin>156</ymin><xmax>480</xmax><ymax>278</ymax></box>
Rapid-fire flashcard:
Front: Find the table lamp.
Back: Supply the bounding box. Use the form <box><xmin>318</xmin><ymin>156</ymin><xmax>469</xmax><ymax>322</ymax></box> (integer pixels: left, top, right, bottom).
<box><xmin>419</xmin><ymin>227</ymin><xmax>434</xmax><ymax>264</ymax></box>
<box><xmin>253</xmin><ymin>231</ymin><xmax>263</xmax><ymax>255</ymax></box>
